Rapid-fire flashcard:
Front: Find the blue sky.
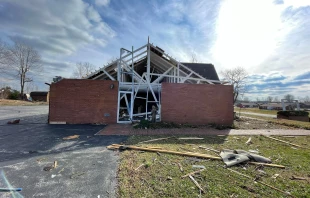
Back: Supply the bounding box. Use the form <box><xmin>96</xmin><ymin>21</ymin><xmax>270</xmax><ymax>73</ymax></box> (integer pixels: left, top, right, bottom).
<box><xmin>0</xmin><ymin>0</ymin><xmax>309</xmax><ymax>100</ymax></box>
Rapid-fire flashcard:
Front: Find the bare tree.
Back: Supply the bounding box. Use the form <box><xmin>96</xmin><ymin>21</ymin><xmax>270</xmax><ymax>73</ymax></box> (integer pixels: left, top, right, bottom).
<box><xmin>267</xmin><ymin>96</ymin><xmax>273</xmax><ymax>102</ymax></box>
<box><xmin>4</xmin><ymin>40</ymin><xmax>42</xmax><ymax>98</ymax></box>
<box><xmin>25</xmin><ymin>81</ymin><xmax>38</xmax><ymax>93</ymax></box>
<box><xmin>73</xmin><ymin>62</ymin><xmax>95</xmax><ymax>79</ymax></box>
<box><xmin>304</xmin><ymin>96</ymin><xmax>310</xmax><ymax>103</ymax></box>
<box><xmin>221</xmin><ymin>67</ymin><xmax>248</xmax><ymax>104</ymax></box>
<box><xmin>284</xmin><ymin>94</ymin><xmax>294</xmax><ymax>102</ymax></box>
<box><xmin>191</xmin><ymin>53</ymin><xmax>198</xmax><ymax>63</ymax></box>
<box><xmin>243</xmin><ymin>96</ymin><xmax>249</xmax><ymax>102</ymax></box>
<box><xmin>273</xmin><ymin>96</ymin><xmax>279</xmax><ymax>102</ymax></box>
<box><xmin>0</xmin><ymin>40</ymin><xmax>7</xmax><ymax>71</ymax></box>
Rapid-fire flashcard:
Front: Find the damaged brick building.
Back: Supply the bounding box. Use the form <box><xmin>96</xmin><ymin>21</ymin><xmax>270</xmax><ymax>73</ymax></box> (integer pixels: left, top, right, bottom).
<box><xmin>49</xmin><ymin>39</ymin><xmax>234</xmax><ymax>125</ymax></box>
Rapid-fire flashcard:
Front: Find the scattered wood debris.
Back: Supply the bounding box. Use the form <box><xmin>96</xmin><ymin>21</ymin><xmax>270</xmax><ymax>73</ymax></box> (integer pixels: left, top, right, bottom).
<box><xmin>189</xmin><ymin>175</ymin><xmax>204</xmax><ymax>193</ymax></box>
<box><xmin>138</xmin><ymin>137</ymin><xmax>172</xmax><ymax>144</ymax></box>
<box><xmin>43</xmin><ymin>161</ymin><xmax>58</xmax><ymax>171</ymax></box>
<box><xmin>135</xmin><ymin>164</ymin><xmax>145</xmax><ymax>171</ymax></box>
<box><xmin>7</xmin><ymin>119</ymin><xmax>20</xmax><ymax>124</ymax></box>
<box><xmin>63</xmin><ymin>135</ymin><xmax>80</xmax><ymax>140</ymax></box>
<box><xmin>54</xmin><ymin>161</ymin><xmax>58</xmax><ymax>169</ymax></box>
<box><xmin>181</xmin><ymin>169</ymin><xmax>205</xmax><ymax>178</ymax></box>
<box><xmin>146</xmin><ymin>147</ymin><xmax>162</xmax><ymax>149</ymax></box>
<box><xmin>290</xmin><ymin>176</ymin><xmax>309</xmax><ymax>183</ymax></box>
<box><xmin>272</xmin><ymin>174</ymin><xmax>280</xmax><ymax>179</ymax></box>
<box><xmin>58</xmin><ymin>168</ymin><xmax>65</xmax><ymax>174</ymax></box>
<box><xmin>192</xmin><ymin>165</ymin><xmax>206</xmax><ymax>169</ymax></box>
<box><xmin>227</xmin><ymin>168</ymin><xmax>295</xmax><ymax>198</ymax></box>
<box><xmin>177</xmin><ymin>163</ymin><xmax>183</xmax><ymax>172</ymax></box>
<box><xmin>262</xmin><ymin>135</ymin><xmax>304</xmax><ymax>148</ymax></box>
<box><xmin>107</xmin><ymin>144</ymin><xmax>285</xmax><ymax>169</ymax></box>
<box><xmin>43</xmin><ymin>165</ymin><xmax>54</xmax><ymax>171</ymax></box>
<box><xmin>246</xmin><ymin>137</ymin><xmax>252</xmax><ymax>145</ymax></box>
<box><xmin>198</xmin><ymin>146</ymin><xmax>220</xmax><ymax>154</ymax></box>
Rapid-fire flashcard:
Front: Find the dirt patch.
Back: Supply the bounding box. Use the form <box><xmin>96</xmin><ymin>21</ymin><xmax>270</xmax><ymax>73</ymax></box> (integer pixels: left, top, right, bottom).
<box><xmin>234</xmin><ymin>117</ymin><xmax>295</xmax><ymax>129</ymax></box>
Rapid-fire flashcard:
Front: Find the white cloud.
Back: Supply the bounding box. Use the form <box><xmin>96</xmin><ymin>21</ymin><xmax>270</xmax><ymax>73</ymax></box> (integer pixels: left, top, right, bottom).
<box><xmin>95</xmin><ymin>0</ymin><xmax>110</xmax><ymax>7</ymax></box>
<box><xmin>0</xmin><ymin>0</ymin><xmax>115</xmax><ymax>55</ymax></box>
<box><xmin>284</xmin><ymin>0</ymin><xmax>310</xmax><ymax>8</ymax></box>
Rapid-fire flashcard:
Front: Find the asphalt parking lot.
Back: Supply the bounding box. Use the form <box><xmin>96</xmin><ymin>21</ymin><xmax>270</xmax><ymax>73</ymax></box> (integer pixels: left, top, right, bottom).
<box><xmin>0</xmin><ymin>106</ymin><xmax>127</xmax><ymax>198</ymax></box>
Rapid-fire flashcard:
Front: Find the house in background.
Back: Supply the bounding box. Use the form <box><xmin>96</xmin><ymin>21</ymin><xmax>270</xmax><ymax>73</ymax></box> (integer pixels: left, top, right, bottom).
<box><xmin>259</xmin><ymin>103</ymin><xmax>293</xmax><ymax>110</ymax></box>
<box><xmin>300</xmin><ymin>102</ymin><xmax>310</xmax><ymax>110</ymax></box>
<box><xmin>49</xmin><ymin>38</ymin><xmax>234</xmax><ymax>126</ymax></box>
<box><xmin>236</xmin><ymin>102</ymin><xmax>258</xmax><ymax>108</ymax></box>
<box><xmin>30</xmin><ymin>91</ymin><xmax>48</xmax><ymax>102</ymax></box>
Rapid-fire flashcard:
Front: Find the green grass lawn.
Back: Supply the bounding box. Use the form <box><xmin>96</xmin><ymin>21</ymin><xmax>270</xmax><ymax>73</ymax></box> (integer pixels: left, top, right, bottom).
<box><xmin>235</xmin><ymin>107</ymin><xmax>310</xmax><ymax>118</ymax></box>
<box><xmin>234</xmin><ymin>107</ymin><xmax>278</xmax><ymax>115</ymax></box>
<box><xmin>118</xmin><ymin>135</ymin><xmax>310</xmax><ymax>198</ymax></box>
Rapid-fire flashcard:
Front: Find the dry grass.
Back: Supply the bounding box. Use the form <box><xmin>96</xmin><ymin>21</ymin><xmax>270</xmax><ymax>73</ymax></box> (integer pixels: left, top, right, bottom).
<box><xmin>235</xmin><ymin>107</ymin><xmax>310</xmax><ymax>118</ymax></box>
<box><xmin>239</xmin><ymin>114</ymin><xmax>310</xmax><ymax>130</ymax></box>
<box><xmin>234</xmin><ymin>107</ymin><xmax>278</xmax><ymax>115</ymax></box>
<box><xmin>0</xmin><ymin>99</ymin><xmax>48</xmax><ymax>106</ymax></box>
<box><xmin>118</xmin><ymin>135</ymin><xmax>310</xmax><ymax>198</ymax></box>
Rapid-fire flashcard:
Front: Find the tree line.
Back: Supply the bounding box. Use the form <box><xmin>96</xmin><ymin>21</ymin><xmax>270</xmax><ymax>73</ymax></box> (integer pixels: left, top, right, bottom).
<box><xmin>241</xmin><ymin>94</ymin><xmax>310</xmax><ymax>103</ymax></box>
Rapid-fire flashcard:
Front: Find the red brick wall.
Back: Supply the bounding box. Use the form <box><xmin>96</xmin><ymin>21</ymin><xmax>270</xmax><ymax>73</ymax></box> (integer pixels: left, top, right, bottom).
<box><xmin>161</xmin><ymin>83</ymin><xmax>234</xmax><ymax>125</ymax></box>
<box><xmin>49</xmin><ymin>79</ymin><xmax>118</xmax><ymax>124</ymax></box>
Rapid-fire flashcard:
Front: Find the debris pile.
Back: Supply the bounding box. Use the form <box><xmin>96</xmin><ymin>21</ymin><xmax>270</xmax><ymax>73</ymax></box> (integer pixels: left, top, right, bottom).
<box><xmin>7</xmin><ymin>119</ymin><xmax>20</xmax><ymax>124</ymax></box>
<box><xmin>220</xmin><ymin>149</ymin><xmax>271</xmax><ymax>167</ymax></box>
<box><xmin>109</xmin><ymin>135</ymin><xmax>309</xmax><ymax>197</ymax></box>
<box><xmin>107</xmin><ymin>144</ymin><xmax>285</xmax><ymax>169</ymax></box>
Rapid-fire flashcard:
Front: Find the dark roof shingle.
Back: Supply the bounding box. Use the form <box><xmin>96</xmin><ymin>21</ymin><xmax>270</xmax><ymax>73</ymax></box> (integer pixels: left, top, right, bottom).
<box><xmin>181</xmin><ymin>63</ymin><xmax>219</xmax><ymax>81</ymax></box>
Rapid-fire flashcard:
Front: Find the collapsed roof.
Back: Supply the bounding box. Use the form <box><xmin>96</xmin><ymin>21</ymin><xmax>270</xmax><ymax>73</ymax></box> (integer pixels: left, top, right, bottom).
<box><xmin>85</xmin><ymin>44</ymin><xmax>223</xmax><ymax>85</ymax></box>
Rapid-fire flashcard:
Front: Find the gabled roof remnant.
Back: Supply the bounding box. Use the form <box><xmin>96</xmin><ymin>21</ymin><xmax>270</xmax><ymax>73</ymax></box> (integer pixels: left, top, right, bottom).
<box><xmin>84</xmin><ymin>42</ymin><xmax>224</xmax><ymax>84</ymax></box>
<box><xmin>181</xmin><ymin>63</ymin><xmax>219</xmax><ymax>81</ymax></box>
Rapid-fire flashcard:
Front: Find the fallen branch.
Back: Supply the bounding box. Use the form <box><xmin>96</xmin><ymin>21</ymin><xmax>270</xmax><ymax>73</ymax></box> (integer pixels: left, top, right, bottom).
<box><xmin>198</xmin><ymin>146</ymin><xmax>220</xmax><ymax>153</ymax></box>
<box><xmin>146</xmin><ymin>147</ymin><xmax>163</xmax><ymax>149</ymax></box>
<box><xmin>262</xmin><ymin>135</ymin><xmax>304</xmax><ymax>148</ymax></box>
<box><xmin>189</xmin><ymin>175</ymin><xmax>205</xmax><ymax>193</ymax></box>
<box><xmin>107</xmin><ymin>144</ymin><xmax>285</xmax><ymax>169</ymax></box>
<box><xmin>291</xmin><ymin>176</ymin><xmax>309</xmax><ymax>182</ymax></box>
<box><xmin>227</xmin><ymin>168</ymin><xmax>295</xmax><ymax>198</ymax></box>
<box><xmin>181</xmin><ymin>169</ymin><xmax>205</xmax><ymax>178</ymax></box>
<box><xmin>177</xmin><ymin>163</ymin><xmax>183</xmax><ymax>172</ymax></box>
<box><xmin>248</xmin><ymin>161</ymin><xmax>285</xmax><ymax>169</ymax></box>
<box><xmin>246</xmin><ymin>137</ymin><xmax>252</xmax><ymax>145</ymax></box>
<box><xmin>135</xmin><ymin>164</ymin><xmax>145</xmax><ymax>171</ymax></box>
<box><xmin>109</xmin><ymin>144</ymin><xmax>221</xmax><ymax>160</ymax></box>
